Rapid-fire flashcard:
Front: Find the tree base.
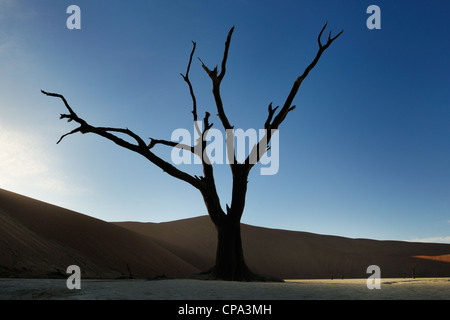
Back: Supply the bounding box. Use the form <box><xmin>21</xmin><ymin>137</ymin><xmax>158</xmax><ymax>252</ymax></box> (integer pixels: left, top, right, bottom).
<box><xmin>192</xmin><ymin>267</ymin><xmax>284</xmax><ymax>282</ymax></box>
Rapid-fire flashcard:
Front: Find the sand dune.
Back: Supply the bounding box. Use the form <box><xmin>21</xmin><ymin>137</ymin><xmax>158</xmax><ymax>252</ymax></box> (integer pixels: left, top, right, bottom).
<box><xmin>1</xmin><ymin>188</ymin><xmax>449</xmax><ymax>279</ymax></box>
<box><xmin>0</xmin><ymin>188</ymin><xmax>199</xmax><ymax>279</ymax></box>
<box><xmin>115</xmin><ymin>217</ymin><xmax>450</xmax><ymax>279</ymax></box>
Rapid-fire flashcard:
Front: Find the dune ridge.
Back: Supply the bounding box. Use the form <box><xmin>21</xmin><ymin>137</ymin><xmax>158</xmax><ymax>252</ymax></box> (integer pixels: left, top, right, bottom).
<box><xmin>1</xmin><ymin>188</ymin><xmax>449</xmax><ymax>279</ymax></box>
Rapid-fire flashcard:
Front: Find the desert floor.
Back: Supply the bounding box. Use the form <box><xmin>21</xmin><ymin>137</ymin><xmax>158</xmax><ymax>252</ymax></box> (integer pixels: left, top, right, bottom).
<box><xmin>0</xmin><ymin>277</ymin><xmax>449</xmax><ymax>300</ymax></box>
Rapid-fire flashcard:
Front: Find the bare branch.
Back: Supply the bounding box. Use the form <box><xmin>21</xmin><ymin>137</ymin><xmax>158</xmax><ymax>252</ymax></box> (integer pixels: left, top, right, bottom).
<box><xmin>198</xmin><ymin>27</ymin><xmax>237</xmax><ymax>172</ymax></box>
<box><xmin>218</xmin><ymin>26</ymin><xmax>235</xmax><ymax>81</ymax></box>
<box><xmin>181</xmin><ymin>41</ymin><xmax>202</xmax><ymax>138</ymax></box>
<box><xmin>203</xmin><ymin>111</ymin><xmax>213</xmax><ymax>131</ymax></box>
<box><xmin>245</xmin><ymin>23</ymin><xmax>342</xmax><ymax>173</ymax></box>
<box><xmin>148</xmin><ymin>138</ymin><xmax>196</xmax><ymax>154</ymax></box>
<box><xmin>57</xmin><ymin>127</ymin><xmax>83</xmax><ymax>144</ymax></box>
<box><xmin>177</xmin><ymin>41</ymin><xmax>225</xmax><ymax>221</ymax></box>
<box><xmin>42</xmin><ymin>90</ymin><xmax>203</xmax><ymax>190</ymax></box>
<box><xmin>264</xmin><ymin>102</ymin><xmax>279</xmax><ymax>129</ymax></box>
<box><xmin>179</xmin><ymin>41</ymin><xmax>221</xmax><ymax>200</ymax></box>
<box><xmin>182</xmin><ymin>41</ymin><xmax>196</xmax><ymax>80</ymax></box>
<box><xmin>317</xmin><ymin>22</ymin><xmax>328</xmax><ymax>49</ymax></box>
<box><xmin>270</xmin><ymin>22</ymin><xmax>343</xmax><ymax>130</ymax></box>
<box><xmin>199</xmin><ymin>58</ymin><xmax>217</xmax><ymax>78</ymax></box>
<box><xmin>95</xmin><ymin>127</ymin><xmax>148</xmax><ymax>148</ymax></box>
<box><xmin>199</xmin><ymin>27</ymin><xmax>235</xmax><ymax>131</ymax></box>
<box><xmin>199</xmin><ymin>111</ymin><xmax>215</xmax><ymax>176</ymax></box>
<box><xmin>41</xmin><ymin>90</ymin><xmax>81</xmax><ymax>122</ymax></box>
<box><xmin>179</xmin><ymin>41</ymin><xmax>218</xmax><ymax>187</ymax></box>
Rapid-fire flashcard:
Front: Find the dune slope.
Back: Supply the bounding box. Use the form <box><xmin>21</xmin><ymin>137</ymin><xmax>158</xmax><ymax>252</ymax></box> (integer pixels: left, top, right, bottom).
<box><xmin>0</xmin><ymin>188</ymin><xmax>199</xmax><ymax>278</ymax></box>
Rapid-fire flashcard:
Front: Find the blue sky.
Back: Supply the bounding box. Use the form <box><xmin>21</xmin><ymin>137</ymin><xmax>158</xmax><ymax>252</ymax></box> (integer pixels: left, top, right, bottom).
<box><xmin>0</xmin><ymin>0</ymin><xmax>449</xmax><ymax>243</ymax></box>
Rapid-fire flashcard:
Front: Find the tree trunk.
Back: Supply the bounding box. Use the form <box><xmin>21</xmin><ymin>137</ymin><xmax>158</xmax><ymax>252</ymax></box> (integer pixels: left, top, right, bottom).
<box><xmin>211</xmin><ymin>215</ymin><xmax>254</xmax><ymax>281</ymax></box>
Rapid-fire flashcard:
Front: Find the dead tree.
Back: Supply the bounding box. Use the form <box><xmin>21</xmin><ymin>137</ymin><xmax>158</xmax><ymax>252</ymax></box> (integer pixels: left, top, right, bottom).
<box><xmin>42</xmin><ymin>23</ymin><xmax>342</xmax><ymax>281</ymax></box>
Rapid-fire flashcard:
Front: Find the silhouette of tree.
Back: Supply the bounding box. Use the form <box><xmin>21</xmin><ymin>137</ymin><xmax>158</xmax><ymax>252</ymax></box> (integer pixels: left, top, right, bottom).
<box><xmin>42</xmin><ymin>23</ymin><xmax>342</xmax><ymax>281</ymax></box>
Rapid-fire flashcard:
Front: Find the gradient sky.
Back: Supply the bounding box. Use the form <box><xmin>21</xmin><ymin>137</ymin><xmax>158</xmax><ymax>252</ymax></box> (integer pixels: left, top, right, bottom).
<box><xmin>0</xmin><ymin>0</ymin><xmax>449</xmax><ymax>243</ymax></box>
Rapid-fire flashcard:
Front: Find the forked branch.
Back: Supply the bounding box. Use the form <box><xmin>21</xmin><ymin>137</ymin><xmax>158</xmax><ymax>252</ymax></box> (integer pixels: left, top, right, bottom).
<box><xmin>245</xmin><ymin>22</ymin><xmax>343</xmax><ymax>172</ymax></box>
<box><xmin>199</xmin><ymin>26</ymin><xmax>235</xmax><ymax>131</ymax></box>
<box><xmin>270</xmin><ymin>22</ymin><xmax>343</xmax><ymax>130</ymax></box>
<box><xmin>179</xmin><ymin>42</ymin><xmax>216</xmax><ymax>169</ymax></box>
